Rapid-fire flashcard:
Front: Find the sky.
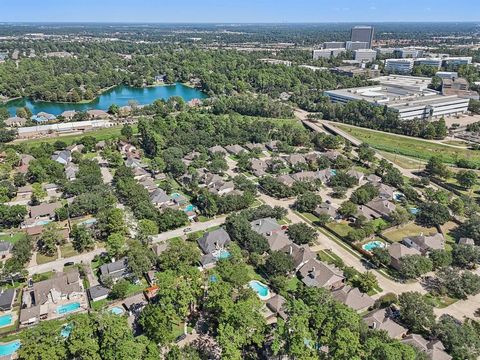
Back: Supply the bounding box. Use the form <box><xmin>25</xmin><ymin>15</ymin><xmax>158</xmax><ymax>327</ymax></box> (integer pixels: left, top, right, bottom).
<box><xmin>1</xmin><ymin>0</ymin><xmax>479</xmax><ymax>23</ymax></box>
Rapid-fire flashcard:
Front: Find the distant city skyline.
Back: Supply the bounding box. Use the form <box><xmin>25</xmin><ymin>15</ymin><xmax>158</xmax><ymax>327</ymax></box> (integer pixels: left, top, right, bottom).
<box><xmin>1</xmin><ymin>0</ymin><xmax>480</xmax><ymax>23</ymax></box>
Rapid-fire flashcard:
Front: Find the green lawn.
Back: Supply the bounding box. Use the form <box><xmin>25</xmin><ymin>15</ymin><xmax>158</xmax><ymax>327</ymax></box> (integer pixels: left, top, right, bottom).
<box><xmin>326</xmin><ymin>221</ymin><xmax>352</xmax><ymax>237</ymax></box>
<box><xmin>60</xmin><ymin>243</ymin><xmax>80</xmax><ymax>259</ymax></box>
<box><xmin>337</xmin><ymin>124</ymin><xmax>480</xmax><ymax>166</ymax></box>
<box><xmin>424</xmin><ymin>293</ymin><xmax>458</xmax><ymax>308</ymax></box>
<box><xmin>91</xmin><ymin>299</ymin><xmax>109</xmax><ymax>311</ymax></box>
<box><xmin>382</xmin><ymin>222</ymin><xmax>438</xmax><ymax>242</ymax></box>
<box><xmin>32</xmin><ymin>271</ymin><xmax>55</xmax><ymax>283</ymax></box>
<box><xmin>0</xmin><ymin>232</ymin><xmax>26</xmax><ymax>244</ymax></box>
<box><xmin>377</xmin><ymin>150</ymin><xmax>426</xmax><ymax>170</ymax></box>
<box><xmin>299</xmin><ymin>212</ymin><xmax>320</xmax><ymax>223</ymax></box>
<box><xmin>36</xmin><ymin>251</ymin><xmax>58</xmax><ymax>265</ymax></box>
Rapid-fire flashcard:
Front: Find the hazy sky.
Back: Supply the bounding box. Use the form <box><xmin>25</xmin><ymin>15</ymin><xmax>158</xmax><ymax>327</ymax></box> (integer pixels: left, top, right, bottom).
<box><xmin>1</xmin><ymin>0</ymin><xmax>479</xmax><ymax>23</ymax></box>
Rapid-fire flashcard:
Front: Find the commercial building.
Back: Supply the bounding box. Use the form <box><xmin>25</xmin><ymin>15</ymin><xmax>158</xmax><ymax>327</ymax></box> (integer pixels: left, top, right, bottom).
<box><xmin>354</xmin><ymin>49</ymin><xmax>377</xmax><ymax>62</ymax></box>
<box><xmin>313</xmin><ymin>48</ymin><xmax>345</xmax><ymax>60</ymax></box>
<box><xmin>436</xmin><ymin>71</ymin><xmax>458</xmax><ymax>80</ymax></box>
<box><xmin>385</xmin><ymin>59</ymin><xmax>414</xmax><ymax>74</ymax></box>
<box><xmin>323</xmin><ymin>41</ymin><xmax>345</xmax><ymax>49</ymax></box>
<box><xmin>443</xmin><ymin>56</ymin><xmax>472</xmax><ymax>66</ymax></box>
<box><xmin>442</xmin><ymin>77</ymin><xmax>480</xmax><ymax>100</ymax></box>
<box><xmin>376</xmin><ymin>48</ymin><xmax>396</xmax><ymax>56</ymax></box>
<box><xmin>324</xmin><ymin>76</ymin><xmax>470</xmax><ymax>121</ymax></box>
<box><xmin>351</xmin><ymin>26</ymin><xmax>374</xmax><ymax>48</ymax></box>
<box><xmin>414</xmin><ymin>58</ymin><xmax>443</xmax><ymax>69</ymax></box>
<box><xmin>330</xmin><ymin>65</ymin><xmax>380</xmax><ymax>78</ymax></box>
<box><xmin>346</xmin><ymin>41</ymin><xmax>369</xmax><ymax>51</ymax></box>
<box><xmin>395</xmin><ymin>48</ymin><xmax>424</xmax><ymax>59</ymax></box>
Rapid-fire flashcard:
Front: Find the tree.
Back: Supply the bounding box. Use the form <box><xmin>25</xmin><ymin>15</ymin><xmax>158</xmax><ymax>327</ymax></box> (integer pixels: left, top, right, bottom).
<box><xmin>96</xmin><ymin>208</ymin><xmax>126</xmax><ymax>239</ymax></box>
<box><xmin>121</xmin><ymin>124</ymin><xmax>134</xmax><ymax>141</ymax></box>
<box><xmin>66</xmin><ymin>314</ymin><xmax>101</xmax><ymax>360</ymax></box>
<box><xmin>71</xmin><ymin>224</ymin><xmax>95</xmax><ymax>253</ymax></box>
<box><xmin>426</xmin><ymin>156</ymin><xmax>450</xmax><ymax>179</ymax></box>
<box><xmin>39</xmin><ymin>223</ymin><xmax>64</xmax><ymax>256</ymax></box>
<box><xmin>294</xmin><ymin>191</ymin><xmax>322</xmax><ymax>213</ymax></box>
<box><xmin>338</xmin><ymin>200</ymin><xmax>357</xmax><ymax>218</ymax></box>
<box><xmin>399</xmin><ymin>255</ymin><xmax>433</xmax><ymax>279</ymax></box>
<box><xmin>18</xmin><ymin>320</ymin><xmax>66</xmax><ymax>360</ymax></box>
<box><xmin>452</xmin><ymin>244</ymin><xmax>480</xmax><ymax>268</ymax></box>
<box><xmin>350</xmin><ymin>183</ymin><xmax>379</xmax><ymax>205</ymax></box>
<box><xmin>108</xmin><ymin>104</ymin><xmax>119</xmax><ymax>115</ymax></box>
<box><xmin>358</xmin><ymin>143</ymin><xmax>375</xmax><ymax>163</ymax></box>
<box><xmin>355</xmin><ymin>271</ymin><xmax>378</xmax><ymax>293</ymax></box>
<box><xmin>110</xmin><ymin>279</ymin><xmax>130</xmax><ymax>299</ymax></box>
<box><xmin>371</xmin><ymin>247</ymin><xmax>391</xmax><ymax>267</ymax></box>
<box><xmin>456</xmin><ymin>170</ymin><xmax>477</xmax><ymax>189</ymax></box>
<box><xmin>416</xmin><ymin>202</ymin><xmax>450</xmax><ymax>227</ymax></box>
<box><xmin>434</xmin><ymin>316</ymin><xmax>480</xmax><ymax>360</ymax></box>
<box><xmin>157</xmin><ymin>208</ymin><xmax>189</xmax><ymax>232</ymax></box>
<box><xmin>106</xmin><ymin>233</ymin><xmax>125</xmax><ymax>259</ymax></box>
<box><xmin>390</xmin><ymin>207</ymin><xmax>412</xmax><ymax>226</ymax></box>
<box><xmin>287</xmin><ymin>223</ymin><xmax>317</xmax><ymax>245</ymax></box>
<box><xmin>138</xmin><ymin>304</ymin><xmax>177</xmax><ymax>345</ymax></box>
<box><xmin>265</xmin><ymin>251</ymin><xmax>295</xmax><ymax>277</ymax></box>
<box><xmin>127</xmin><ymin>241</ymin><xmax>154</xmax><ymax>278</ymax></box>
<box><xmin>398</xmin><ymin>292</ymin><xmax>435</xmax><ymax>333</ymax></box>
<box><xmin>429</xmin><ymin>249</ymin><xmax>452</xmax><ymax>269</ymax></box>
<box><xmin>137</xmin><ymin>219</ymin><xmax>158</xmax><ymax>239</ymax></box>
<box><xmin>158</xmin><ymin>237</ymin><xmax>200</xmax><ymax>271</ymax></box>
<box><xmin>437</xmin><ymin>267</ymin><xmax>480</xmax><ymax>299</ymax></box>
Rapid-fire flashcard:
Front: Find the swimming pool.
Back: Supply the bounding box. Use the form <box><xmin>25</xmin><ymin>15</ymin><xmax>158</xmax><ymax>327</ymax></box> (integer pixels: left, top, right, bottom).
<box><xmin>79</xmin><ymin>218</ymin><xmax>97</xmax><ymax>226</ymax></box>
<box><xmin>214</xmin><ymin>249</ymin><xmax>231</xmax><ymax>260</ymax></box>
<box><xmin>0</xmin><ymin>340</ymin><xmax>20</xmax><ymax>356</ymax></box>
<box><xmin>0</xmin><ymin>314</ymin><xmax>13</xmax><ymax>327</ymax></box>
<box><xmin>362</xmin><ymin>240</ymin><xmax>385</xmax><ymax>252</ymax></box>
<box><xmin>36</xmin><ymin>220</ymin><xmax>52</xmax><ymax>226</ymax></box>
<box><xmin>60</xmin><ymin>324</ymin><xmax>73</xmax><ymax>338</ymax></box>
<box><xmin>248</xmin><ymin>280</ymin><xmax>270</xmax><ymax>300</ymax></box>
<box><xmin>393</xmin><ymin>192</ymin><xmax>405</xmax><ymax>201</ymax></box>
<box><xmin>409</xmin><ymin>207</ymin><xmax>419</xmax><ymax>215</ymax></box>
<box><xmin>171</xmin><ymin>193</ymin><xmax>181</xmax><ymax>199</ymax></box>
<box><xmin>184</xmin><ymin>204</ymin><xmax>196</xmax><ymax>212</ymax></box>
<box><xmin>109</xmin><ymin>306</ymin><xmax>125</xmax><ymax>315</ymax></box>
<box><xmin>57</xmin><ymin>302</ymin><xmax>81</xmax><ymax>315</ymax></box>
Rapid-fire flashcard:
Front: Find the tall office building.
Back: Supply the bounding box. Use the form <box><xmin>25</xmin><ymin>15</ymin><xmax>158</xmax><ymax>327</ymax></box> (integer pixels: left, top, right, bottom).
<box><xmin>351</xmin><ymin>26</ymin><xmax>374</xmax><ymax>48</ymax></box>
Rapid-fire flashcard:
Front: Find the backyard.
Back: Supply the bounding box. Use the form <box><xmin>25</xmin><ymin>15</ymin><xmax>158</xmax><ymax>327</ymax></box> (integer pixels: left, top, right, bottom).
<box><xmin>382</xmin><ymin>222</ymin><xmax>438</xmax><ymax>243</ymax></box>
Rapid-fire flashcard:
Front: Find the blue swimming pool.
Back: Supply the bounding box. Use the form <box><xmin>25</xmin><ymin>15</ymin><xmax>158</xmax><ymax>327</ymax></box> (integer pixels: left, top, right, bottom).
<box><xmin>214</xmin><ymin>249</ymin><xmax>231</xmax><ymax>260</ymax></box>
<box><xmin>409</xmin><ymin>207</ymin><xmax>419</xmax><ymax>215</ymax></box>
<box><xmin>0</xmin><ymin>341</ymin><xmax>20</xmax><ymax>356</ymax></box>
<box><xmin>79</xmin><ymin>218</ymin><xmax>97</xmax><ymax>226</ymax></box>
<box><xmin>60</xmin><ymin>324</ymin><xmax>73</xmax><ymax>338</ymax></box>
<box><xmin>57</xmin><ymin>302</ymin><xmax>81</xmax><ymax>315</ymax></box>
<box><xmin>393</xmin><ymin>192</ymin><xmax>405</xmax><ymax>201</ymax></box>
<box><xmin>362</xmin><ymin>240</ymin><xmax>385</xmax><ymax>252</ymax></box>
<box><xmin>0</xmin><ymin>314</ymin><xmax>13</xmax><ymax>327</ymax></box>
<box><xmin>36</xmin><ymin>220</ymin><xmax>52</xmax><ymax>226</ymax></box>
<box><xmin>110</xmin><ymin>306</ymin><xmax>124</xmax><ymax>315</ymax></box>
<box><xmin>249</xmin><ymin>280</ymin><xmax>270</xmax><ymax>299</ymax></box>
<box><xmin>171</xmin><ymin>193</ymin><xmax>181</xmax><ymax>199</ymax></box>
<box><xmin>184</xmin><ymin>204</ymin><xmax>196</xmax><ymax>212</ymax></box>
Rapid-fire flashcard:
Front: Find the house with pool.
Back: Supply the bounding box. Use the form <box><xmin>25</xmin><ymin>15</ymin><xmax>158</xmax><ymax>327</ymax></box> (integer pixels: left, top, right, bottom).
<box><xmin>19</xmin><ymin>270</ymin><xmax>87</xmax><ymax>327</ymax></box>
<box><xmin>197</xmin><ymin>228</ymin><xmax>232</xmax><ymax>268</ymax></box>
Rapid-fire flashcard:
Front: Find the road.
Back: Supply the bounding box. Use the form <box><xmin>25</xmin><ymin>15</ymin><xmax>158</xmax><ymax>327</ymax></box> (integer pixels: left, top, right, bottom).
<box><xmin>150</xmin><ymin>216</ymin><xmax>228</xmax><ymax>243</ymax></box>
<box><xmin>28</xmin><ymin>247</ymin><xmax>105</xmax><ymax>275</ymax></box>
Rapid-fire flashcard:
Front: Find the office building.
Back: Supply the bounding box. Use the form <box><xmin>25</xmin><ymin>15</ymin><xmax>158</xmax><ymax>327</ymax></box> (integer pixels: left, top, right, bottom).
<box><xmin>376</xmin><ymin>48</ymin><xmax>396</xmax><ymax>56</ymax></box>
<box><xmin>442</xmin><ymin>77</ymin><xmax>479</xmax><ymax>100</ymax></box>
<box><xmin>330</xmin><ymin>65</ymin><xmax>380</xmax><ymax>78</ymax></box>
<box><xmin>324</xmin><ymin>41</ymin><xmax>346</xmax><ymax>49</ymax></box>
<box><xmin>313</xmin><ymin>48</ymin><xmax>346</xmax><ymax>60</ymax></box>
<box><xmin>385</xmin><ymin>59</ymin><xmax>414</xmax><ymax>74</ymax></box>
<box><xmin>346</xmin><ymin>41</ymin><xmax>369</xmax><ymax>51</ymax></box>
<box><xmin>324</xmin><ymin>81</ymin><xmax>469</xmax><ymax>121</ymax></box>
<box><xmin>351</xmin><ymin>26</ymin><xmax>374</xmax><ymax>48</ymax></box>
<box><xmin>436</xmin><ymin>71</ymin><xmax>458</xmax><ymax>80</ymax></box>
<box><xmin>443</xmin><ymin>57</ymin><xmax>472</xmax><ymax>66</ymax></box>
<box><xmin>354</xmin><ymin>49</ymin><xmax>377</xmax><ymax>62</ymax></box>
<box><xmin>414</xmin><ymin>58</ymin><xmax>443</xmax><ymax>70</ymax></box>
<box><xmin>395</xmin><ymin>48</ymin><xmax>424</xmax><ymax>59</ymax></box>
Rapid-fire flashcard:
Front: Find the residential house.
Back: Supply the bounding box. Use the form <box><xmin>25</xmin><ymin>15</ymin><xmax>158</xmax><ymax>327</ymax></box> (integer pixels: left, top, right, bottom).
<box><xmin>30</xmin><ymin>202</ymin><xmax>61</xmax><ymax>220</ymax></box>
<box><xmin>250</xmin><ymin>158</ymin><xmax>268</xmax><ymax>177</ymax></box>
<box><xmin>365</xmin><ymin>198</ymin><xmax>396</xmax><ymax>218</ymax></box>
<box><xmin>363</xmin><ymin>308</ymin><xmax>408</xmax><ymax>339</ymax></box>
<box><xmin>401</xmin><ymin>335</ymin><xmax>452</xmax><ymax>360</ymax></box>
<box><xmin>99</xmin><ymin>258</ymin><xmax>130</xmax><ymax>283</ymax></box>
<box><xmin>197</xmin><ymin>228</ymin><xmax>231</xmax><ymax>254</ymax></box>
<box><xmin>286</xmin><ymin>154</ymin><xmax>306</xmax><ymax>167</ymax></box>
<box><xmin>65</xmin><ymin>163</ymin><xmax>79</xmax><ymax>181</ymax></box>
<box><xmin>87</xmin><ymin>285</ymin><xmax>110</xmax><ymax>302</ymax></box>
<box><xmin>402</xmin><ymin>233</ymin><xmax>445</xmax><ymax>254</ymax></box>
<box><xmin>265</xmin><ymin>140</ymin><xmax>280</xmax><ymax>152</ymax></box>
<box><xmin>122</xmin><ymin>293</ymin><xmax>147</xmax><ymax>315</ymax></box>
<box><xmin>356</xmin><ymin>205</ymin><xmax>382</xmax><ymax>220</ymax></box>
<box><xmin>266</xmin><ymin>157</ymin><xmax>287</xmax><ymax>172</ymax></box>
<box><xmin>150</xmin><ymin>188</ymin><xmax>171</xmax><ymax>207</ymax></box>
<box><xmin>266</xmin><ymin>294</ymin><xmax>288</xmax><ymax>320</ymax></box>
<box><xmin>51</xmin><ymin>150</ymin><xmax>72</xmax><ymax>165</ymax></box>
<box><xmin>245</xmin><ymin>143</ymin><xmax>267</xmax><ymax>152</ymax></box>
<box><xmin>314</xmin><ymin>202</ymin><xmax>339</xmax><ymax>220</ymax></box>
<box><xmin>0</xmin><ymin>288</ymin><xmax>15</xmax><ymax>311</ymax></box>
<box><xmin>31</xmin><ymin>112</ymin><xmax>56</xmax><ymax>123</ymax></box>
<box><xmin>66</xmin><ymin>144</ymin><xmax>84</xmax><ymax>153</ymax></box>
<box><xmin>331</xmin><ymin>285</ymin><xmax>374</xmax><ymax>312</ymax></box>
<box><xmin>43</xmin><ymin>183</ymin><xmax>61</xmax><ymax>198</ymax></box>
<box><xmin>86</xmin><ymin>109</ymin><xmax>110</xmax><ymax>119</ymax></box>
<box><xmin>151</xmin><ymin>242</ymin><xmax>168</xmax><ymax>257</ymax></box>
<box><xmin>60</xmin><ymin>110</ymin><xmax>76</xmax><ymax>121</ymax></box>
<box><xmin>458</xmin><ymin>237</ymin><xmax>475</xmax><ymax>245</ymax></box>
<box><xmin>304</xmin><ymin>152</ymin><xmax>321</xmax><ymax>164</ymax></box>
<box><xmin>16</xmin><ymin>154</ymin><xmax>35</xmax><ymax>174</ymax></box>
<box><xmin>17</xmin><ymin>185</ymin><xmax>33</xmax><ymax>199</ymax></box>
<box><xmin>125</xmin><ymin>157</ymin><xmax>144</xmax><ymax>169</ymax></box>
<box><xmin>133</xmin><ymin>167</ymin><xmax>150</xmax><ymax>181</ymax></box>
<box><xmin>118</xmin><ymin>142</ymin><xmax>139</xmax><ymax>158</ymax></box>
<box><xmin>225</xmin><ymin>144</ymin><xmax>247</xmax><ymax>156</ymax></box>
<box><xmin>347</xmin><ymin>170</ymin><xmax>365</xmax><ymax>182</ymax></box>
<box><xmin>0</xmin><ymin>241</ymin><xmax>13</xmax><ymax>260</ymax></box>
<box><xmin>323</xmin><ymin>150</ymin><xmax>342</xmax><ymax>161</ymax></box>
<box><xmin>276</xmin><ymin>174</ymin><xmax>295</xmax><ymax>187</ymax></box>
<box><xmin>317</xmin><ymin>168</ymin><xmax>335</xmax><ymax>183</ymax></box>
<box><xmin>20</xmin><ymin>270</ymin><xmax>85</xmax><ymax>326</ymax></box>
<box><xmin>251</xmin><ymin>217</ymin><xmax>283</xmax><ymax>236</ymax></box>
<box><xmin>366</xmin><ymin>174</ymin><xmax>382</xmax><ymax>183</ymax></box>
<box><xmin>290</xmin><ymin>171</ymin><xmax>319</xmax><ymax>183</ymax></box>
<box><xmin>375</xmin><ymin>183</ymin><xmax>396</xmax><ymax>200</ymax></box>
<box><xmin>265</xmin><ymin>230</ymin><xmax>292</xmax><ymax>251</ymax></box>
<box><xmin>298</xmin><ymin>259</ymin><xmax>345</xmax><ymax>290</ymax></box>
<box><xmin>208</xmin><ymin>145</ymin><xmax>228</xmax><ymax>156</ymax></box>
<box><xmin>5</xmin><ymin>116</ymin><xmax>26</xmax><ymax>127</ymax></box>
<box><xmin>95</xmin><ymin>141</ymin><xmax>106</xmax><ymax>150</ymax></box>
<box><xmin>388</xmin><ymin>243</ymin><xmax>422</xmax><ymax>270</ymax></box>
<box><xmin>208</xmin><ymin>180</ymin><xmax>235</xmax><ymax>196</ymax></box>
<box><xmin>281</xmin><ymin>243</ymin><xmax>316</xmax><ymax>270</ymax></box>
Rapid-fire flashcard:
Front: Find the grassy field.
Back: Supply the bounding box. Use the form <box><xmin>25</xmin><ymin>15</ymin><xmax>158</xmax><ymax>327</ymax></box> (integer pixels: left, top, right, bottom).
<box><xmin>326</xmin><ymin>221</ymin><xmax>352</xmax><ymax>237</ymax></box>
<box><xmin>13</xmin><ymin>125</ymin><xmax>138</xmax><ymax>148</ymax></box>
<box><xmin>382</xmin><ymin>222</ymin><xmax>438</xmax><ymax>242</ymax></box>
<box><xmin>0</xmin><ymin>231</ymin><xmax>26</xmax><ymax>244</ymax></box>
<box><xmin>36</xmin><ymin>251</ymin><xmax>58</xmax><ymax>265</ymax></box>
<box><xmin>377</xmin><ymin>150</ymin><xmax>426</xmax><ymax>170</ymax></box>
<box><xmin>60</xmin><ymin>243</ymin><xmax>79</xmax><ymax>258</ymax></box>
<box><xmin>336</xmin><ymin>124</ymin><xmax>480</xmax><ymax>165</ymax></box>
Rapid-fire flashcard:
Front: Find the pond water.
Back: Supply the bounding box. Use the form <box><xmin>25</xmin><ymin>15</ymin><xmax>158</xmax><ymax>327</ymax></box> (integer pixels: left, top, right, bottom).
<box><xmin>4</xmin><ymin>83</ymin><xmax>207</xmax><ymax>116</ymax></box>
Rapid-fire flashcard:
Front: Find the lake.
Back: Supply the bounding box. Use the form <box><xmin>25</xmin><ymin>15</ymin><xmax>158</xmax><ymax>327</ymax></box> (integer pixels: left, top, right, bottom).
<box><xmin>4</xmin><ymin>83</ymin><xmax>207</xmax><ymax>116</ymax></box>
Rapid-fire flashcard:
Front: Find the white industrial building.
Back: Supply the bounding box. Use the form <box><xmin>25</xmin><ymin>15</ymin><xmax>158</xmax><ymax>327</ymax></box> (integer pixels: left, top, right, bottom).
<box><xmin>346</xmin><ymin>41</ymin><xmax>369</xmax><ymax>51</ymax></box>
<box><xmin>313</xmin><ymin>48</ymin><xmax>346</xmax><ymax>60</ymax></box>
<box><xmin>324</xmin><ymin>75</ymin><xmax>469</xmax><ymax>121</ymax></box>
<box><xmin>414</xmin><ymin>58</ymin><xmax>443</xmax><ymax>69</ymax></box>
<box><xmin>354</xmin><ymin>49</ymin><xmax>377</xmax><ymax>62</ymax></box>
<box><xmin>385</xmin><ymin>59</ymin><xmax>415</xmax><ymax>74</ymax></box>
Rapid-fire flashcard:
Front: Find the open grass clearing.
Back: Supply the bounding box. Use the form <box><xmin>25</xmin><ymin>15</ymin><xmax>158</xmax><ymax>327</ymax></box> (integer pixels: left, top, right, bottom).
<box><xmin>382</xmin><ymin>222</ymin><xmax>438</xmax><ymax>243</ymax></box>
<box><xmin>336</xmin><ymin>124</ymin><xmax>480</xmax><ymax>166</ymax></box>
<box><xmin>36</xmin><ymin>251</ymin><xmax>58</xmax><ymax>265</ymax></box>
<box><xmin>0</xmin><ymin>231</ymin><xmax>26</xmax><ymax>244</ymax></box>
